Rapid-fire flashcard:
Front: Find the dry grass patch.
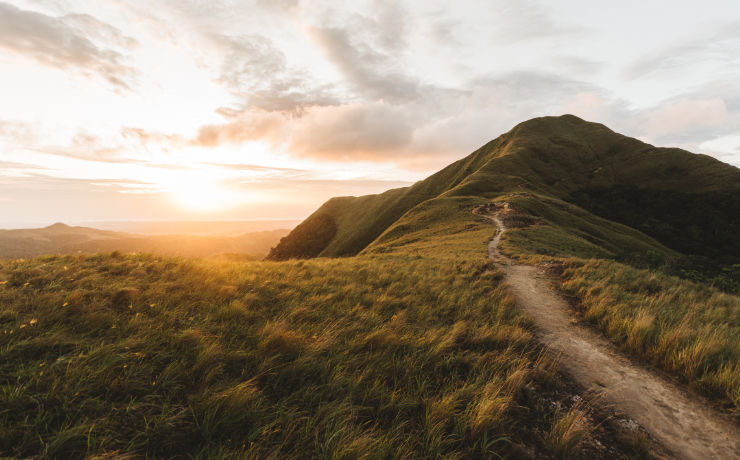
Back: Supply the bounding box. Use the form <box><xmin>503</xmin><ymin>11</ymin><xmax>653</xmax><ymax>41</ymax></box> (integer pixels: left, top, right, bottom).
<box><xmin>0</xmin><ymin>252</ymin><xmax>621</xmax><ymax>458</ymax></box>
<box><xmin>558</xmin><ymin>258</ymin><xmax>740</xmax><ymax>416</ymax></box>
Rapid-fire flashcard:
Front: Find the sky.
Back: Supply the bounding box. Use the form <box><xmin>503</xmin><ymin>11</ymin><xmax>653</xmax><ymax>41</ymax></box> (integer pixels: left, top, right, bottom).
<box><xmin>1</xmin><ymin>0</ymin><xmax>740</xmax><ymax>225</ymax></box>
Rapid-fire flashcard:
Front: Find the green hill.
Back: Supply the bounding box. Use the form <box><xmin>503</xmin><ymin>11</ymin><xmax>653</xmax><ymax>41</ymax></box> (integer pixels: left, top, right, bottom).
<box><xmin>269</xmin><ymin>115</ymin><xmax>740</xmax><ymax>264</ymax></box>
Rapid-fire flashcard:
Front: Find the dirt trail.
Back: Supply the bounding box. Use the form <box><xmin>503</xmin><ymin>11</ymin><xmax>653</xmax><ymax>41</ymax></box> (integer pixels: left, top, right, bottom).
<box><xmin>484</xmin><ymin>212</ymin><xmax>740</xmax><ymax>460</ymax></box>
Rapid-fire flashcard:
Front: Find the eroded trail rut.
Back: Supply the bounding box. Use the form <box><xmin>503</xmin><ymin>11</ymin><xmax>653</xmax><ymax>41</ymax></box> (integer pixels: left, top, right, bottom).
<box><xmin>484</xmin><ymin>213</ymin><xmax>740</xmax><ymax>460</ymax></box>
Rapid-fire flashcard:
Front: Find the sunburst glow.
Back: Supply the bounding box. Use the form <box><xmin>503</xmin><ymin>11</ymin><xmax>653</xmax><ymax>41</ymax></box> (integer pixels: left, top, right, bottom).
<box><xmin>159</xmin><ymin>169</ymin><xmax>243</xmax><ymax>213</ymax></box>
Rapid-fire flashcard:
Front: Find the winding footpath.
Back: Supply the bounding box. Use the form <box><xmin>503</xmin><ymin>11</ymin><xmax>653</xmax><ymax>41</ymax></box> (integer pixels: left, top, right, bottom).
<box><xmin>483</xmin><ymin>212</ymin><xmax>740</xmax><ymax>460</ymax></box>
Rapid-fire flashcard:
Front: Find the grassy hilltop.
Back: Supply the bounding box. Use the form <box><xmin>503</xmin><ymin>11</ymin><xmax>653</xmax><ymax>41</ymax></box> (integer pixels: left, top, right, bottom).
<box><xmin>270</xmin><ymin>115</ymin><xmax>740</xmax><ymax>264</ymax></box>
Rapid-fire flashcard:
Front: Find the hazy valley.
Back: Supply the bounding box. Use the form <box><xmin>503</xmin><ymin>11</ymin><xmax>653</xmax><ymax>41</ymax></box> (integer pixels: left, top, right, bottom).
<box><xmin>0</xmin><ymin>223</ymin><xmax>291</xmax><ymax>260</ymax></box>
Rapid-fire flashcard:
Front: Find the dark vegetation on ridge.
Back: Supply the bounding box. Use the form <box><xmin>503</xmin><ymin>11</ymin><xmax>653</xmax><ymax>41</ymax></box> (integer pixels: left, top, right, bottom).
<box><xmin>570</xmin><ymin>186</ymin><xmax>740</xmax><ymax>264</ymax></box>
<box><xmin>267</xmin><ymin>214</ymin><xmax>337</xmax><ymax>261</ymax></box>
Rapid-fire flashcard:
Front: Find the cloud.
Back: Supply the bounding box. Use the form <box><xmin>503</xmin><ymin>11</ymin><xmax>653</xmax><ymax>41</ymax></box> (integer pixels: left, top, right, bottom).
<box><xmin>428</xmin><ymin>18</ymin><xmax>459</xmax><ymax>46</ymax></box>
<box><xmin>561</xmin><ymin>91</ymin><xmax>629</xmax><ymax>126</ymax></box>
<box><xmin>62</xmin><ymin>13</ymin><xmax>138</xmax><ymax>48</ymax></box>
<box><xmin>308</xmin><ymin>25</ymin><xmax>420</xmax><ymax>103</ymax></box>
<box><xmin>624</xmin><ymin>22</ymin><xmax>740</xmax><ymax>80</ymax></box>
<box><xmin>190</xmin><ymin>68</ymin><xmax>740</xmax><ymax>170</ymax></box>
<box><xmin>0</xmin><ymin>2</ymin><xmax>137</xmax><ymax>89</ymax></box>
<box><xmin>487</xmin><ymin>0</ymin><xmax>585</xmax><ymax>43</ymax></box>
<box><xmin>206</xmin><ymin>162</ymin><xmax>308</xmax><ymax>175</ymax></box>
<box><xmin>192</xmin><ymin>69</ymin><xmax>632</xmax><ymax>168</ymax></box>
<box><xmin>119</xmin><ymin>127</ymin><xmax>185</xmax><ymax>151</ymax></box>
<box><xmin>550</xmin><ymin>55</ymin><xmax>604</xmax><ymax>74</ymax></box>
<box><xmin>0</xmin><ymin>173</ymin><xmax>178</xmax><ymax>223</ymax></box>
<box><xmin>192</xmin><ymin>109</ymin><xmax>286</xmax><ymax>147</ymax></box>
<box><xmin>288</xmin><ymin>103</ymin><xmax>415</xmax><ymax>161</ymax></box>
<box><xmin>49</xmin><ymin>0</ymin><xmax>731</xmax><ymax>173</ymax></box>
<box><xmin>268</xmin><ymin>178</ymin><xmax>413</xmax><ymax>194</ymax></box>
<box><xmin>305</xmin><ymin>2</ymin><xmax>422</xmax><ymax>103</ymax></box>
<box><xmin>217</xmin><ymin>34</ymin><xmax>339</xmax><ymax>112</ymax></box>
<box><xmin>699</xmin><ymin>134</ymin><xmax>740</xmax><ymax>166</ymax></box>
<box><xmin>223</xmin><ymin>176</ymin><xmax>413</xmax><ymax>197</ymax></box>
<box><xmin>0</xmin><ymin>171</ymin><xmax>155</xmax><ymax>191</ymax></box>
<box><xmin>255</xmin><ymin>0</ymin><xmax>300</xmax><ymax>13</ymax></box>
<box><xmin>27</xmin><ymin>126</ymin><xmax>187</xmax><ymax>166</ymax></box>
<box><xmin>282</xmin><ymin>71</ymin><xmax>622</xmax><ymax>166</ymax></box>
<box><xmin>0</xmin><ymin>160</ymin><xmax>48</xmax><ymax>171</ymax></box>
<box><xmin>0</xmin><ymin>119</ymin><xmax>36</xmax><ymax>144</ymax></box>
<box><xmin>642</xmin><ymin>98</ymin><xmax>731</xmax><ymax>142</ymax></box>
<box><xmin>29</xmin><ymin>131</ymin><xmax>133</xmax><ymax>164</ymax></box>
<box><xmin>197</xmin><ymin>5</ymin><xmax>427</xmax><ymax>151</ymax></box>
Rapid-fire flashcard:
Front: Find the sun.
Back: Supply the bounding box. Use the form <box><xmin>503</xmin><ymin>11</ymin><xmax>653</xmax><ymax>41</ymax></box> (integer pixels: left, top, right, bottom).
<box><xmin>167</xmin><ymin>175</ymin><xmax>240</xmax><ymax>213</ymax></box>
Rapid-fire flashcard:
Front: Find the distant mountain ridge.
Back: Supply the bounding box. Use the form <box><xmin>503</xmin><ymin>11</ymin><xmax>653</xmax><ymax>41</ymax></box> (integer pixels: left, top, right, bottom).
<box><xmin>269</xmin><ymin>115</ymin><xmax>740</xmax><ymax>263</ymax></box>
<box><xmin>77</xmin><ymin>220</ymin><xmax>302</xmax><ymax>237</ymax></box>
<box><xmin>0</xmin><ymin>223</ymin><xmax>289</xmax><ymax>259</ymax></box>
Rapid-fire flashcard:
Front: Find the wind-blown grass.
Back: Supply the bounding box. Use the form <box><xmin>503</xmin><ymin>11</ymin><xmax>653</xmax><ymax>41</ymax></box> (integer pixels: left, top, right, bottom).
<box><xmin>556</xmin><ymin>259</ymin><xmax>740</xmax><ymax>416</ymax></box>
<box><xmin>547</xmin><ymin>401</ymin><xmax>592</xmax><ymax>458</ymax></box>
<box><xmin>0</xmin><ymin>252</ymin><xmax>601</xmax><ymax>458</ymax></box>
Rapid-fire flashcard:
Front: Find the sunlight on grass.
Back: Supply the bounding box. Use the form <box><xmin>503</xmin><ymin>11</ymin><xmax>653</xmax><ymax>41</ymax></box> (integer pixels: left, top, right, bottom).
<box><xmin>557</xmin><ymin>259</ymin><xmax>740</xmax><ymax>416</ymax></box>
<box><xmin>0</xmin><ymin>251</ymin><xmax>580</xmax><ymax>458</ymax></box>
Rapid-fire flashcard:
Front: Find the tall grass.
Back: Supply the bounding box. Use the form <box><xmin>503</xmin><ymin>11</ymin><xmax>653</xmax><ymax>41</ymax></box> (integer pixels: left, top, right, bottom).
<box><xmin>1</xmin><ymin>252</ymin><xmax>588</xmax><ymax>458</ymax></box>
<box><xmin>557</xmin><ymin>259</ymin><xmax>740</xmax><ymax>416</ymax></box>
<box><xmin>547</xmin><ymin>401</ymin><xmax>592</xmax><ymax>458</ymax></box>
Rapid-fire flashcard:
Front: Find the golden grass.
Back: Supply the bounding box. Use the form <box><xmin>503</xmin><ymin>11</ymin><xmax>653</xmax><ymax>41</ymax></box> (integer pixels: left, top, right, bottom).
<box><xmin>0</xmin><ymin>252</ymin><xmax>592</xmax><ymax>458</ymax></box>
<box><xmin>547</xmin><ymin>401</ymin><xmax>592</xmax><ymax>459</ymax></box>
<box><xmin>558</xmin><ymin>259</ymin><xmax>740</xmax><ymax>415</ymax></box>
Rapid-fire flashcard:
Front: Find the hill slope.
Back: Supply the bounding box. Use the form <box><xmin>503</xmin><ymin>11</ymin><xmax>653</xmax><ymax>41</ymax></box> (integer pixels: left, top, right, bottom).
<box><xmin>269</xmin><ymin>115</ymin><xmax>740</xmax><ymax>264</ymax></box>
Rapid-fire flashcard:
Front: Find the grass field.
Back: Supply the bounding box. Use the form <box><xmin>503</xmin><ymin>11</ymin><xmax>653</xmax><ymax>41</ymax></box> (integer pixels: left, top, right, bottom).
<box><xmin>1</xmin><ymin>249</ymin><xmax>642</xmax><ymax>458</ymax></box>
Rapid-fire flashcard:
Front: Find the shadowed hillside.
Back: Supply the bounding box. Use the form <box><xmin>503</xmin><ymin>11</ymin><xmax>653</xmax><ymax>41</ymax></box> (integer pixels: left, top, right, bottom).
<box><xmin>269</xmin><ymin>115</ymin><xmax>740</xmax><ymax>264</ymax></box>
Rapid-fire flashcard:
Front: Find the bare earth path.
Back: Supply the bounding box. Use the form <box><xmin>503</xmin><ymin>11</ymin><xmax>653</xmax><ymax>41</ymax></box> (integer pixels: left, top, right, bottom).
<box><xmin>484</xmin><ymin>212</ymin><xmax>740</xmax><ymax>460</ymax></box>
